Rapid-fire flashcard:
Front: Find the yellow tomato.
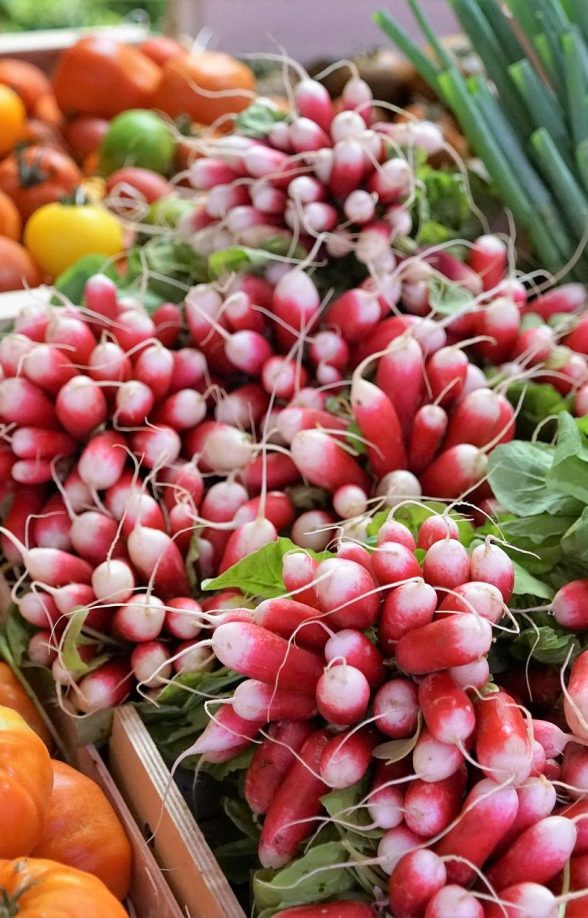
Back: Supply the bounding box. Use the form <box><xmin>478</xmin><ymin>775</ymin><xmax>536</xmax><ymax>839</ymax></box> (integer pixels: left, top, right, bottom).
<box><xmin>0</xmin><ymin>85</ymin><xmax>26</xmax><ymax>156</ymax></box>
<box><xmin>24</xmin><ymin>201</ymin><xmax>123</xmax><ymax>278</ymax></box>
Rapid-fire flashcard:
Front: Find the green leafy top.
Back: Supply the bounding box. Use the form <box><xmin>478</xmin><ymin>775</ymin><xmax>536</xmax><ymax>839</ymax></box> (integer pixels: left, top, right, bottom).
<box><xmin>235</xmin><ymin>100</ymin><xmax>289</xmax><ymax>138</ymax></box>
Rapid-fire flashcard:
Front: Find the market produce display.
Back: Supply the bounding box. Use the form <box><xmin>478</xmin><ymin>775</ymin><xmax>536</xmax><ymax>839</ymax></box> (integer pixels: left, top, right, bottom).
<box><xmin>2</xmin><ymin>6</ymin><xmax>588</xmax><ymax>917</ymax></box>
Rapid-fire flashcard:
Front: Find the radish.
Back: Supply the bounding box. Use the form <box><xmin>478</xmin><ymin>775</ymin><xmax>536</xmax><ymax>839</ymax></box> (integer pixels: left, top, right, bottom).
<box><xmin>552</xmin><ymin>579</ymin><xmax>588</xmax><ymax>629</ymax></box>
<box><xmin>244</xmin><ymin>720</ymin><xmax>314</xmax><ymax>815</ymax></box>
<box><xmin>319</xmin><ymin>727</ymin><xmax>376</xmax><ymax>788</ymax></box>
<box><xmin>234</xmin><ymin>492</ymin><xmax>295</xmax><ymax>532</ymax></box>
<box><xmin>219</xmin><ymin>518</ymin><xmax>278</xmax><ymax>572</ymax></box>
<box><xmin>282</xmin><ymin>550</ymin><xmax>319</xmax><ymax>606</ymax></box>
<box><xmin>468</xmin><ymin>541</ymin><xmax>514</xmax><ymax>602</ymax></box>
<box><xmin>69</xmin><ymin>511</ymin><xmax>119</xmax><ymax>565</ymax></box>
<box><xmin>0</xmin><ymin>377</ymin><xmax>58</xmax><ymax>428</ymax></box>
<box><xmin>474</xmin><ymin>296</ymin><xmax>520</xmax><ymax>363</ymax></box>
<box><xmin>212</xmin><ymin>622</ymin><xmax>323</xmax><ymax>694</ymax></box>
<box><xmin>127</xmin><ymin>526</ymin><xmax>189</xmax><ymax>599</ymax></box>
<box><xmin>424</xmin><ymin>886</ymin><xmax>483</xmax><ymax>918</ymax></box>
<box><xmin>11</xmin><ymin>428</ymin><xmax>76</xmax><ymax>461</ymax></box>
<box><xmin>11</xmin><ymin>459</ymin><xmax>56</xmax><ymax>485</ymax></box>
<box><xmin>169</xmin><ymin>348</ymin><xmax>207</xmax><ymax>393</ymax></box>
<box><xmin>290</xmin><ymin>429</ymin><xmax>370</xmax><ymax>493</ymax></box>
<box><xmin>75</xmin><ymin>661</ymin><xmax>132</xmax><ymax>713</ymax></box>
<box><xmin>483</xmin><ymin>883</ymin><xmax>558</xmax><ymax>918</ymax></box>
<box><xmin>376</xmin><ymin>336</ymin><xmax>424</xmax><ymax>437</ymax></box>
<box><xmin>438</xmin><ymin>581</ymin><xmax>504</xmax><ymax>624</ymax></box>
<box><xmin>469</xmin><ymin>234</ymin><xmax>507</xmax><ymax>291</ymax></box>
<box><xmin>413</xmin><ymin>728</ymin><xmax>465</xmax><ymax>783</ymax></box>
<box><xmin>316</xmin><ymin>663</ymin><xmax>371</xmax><ymax>726</ymax></box>
<box><xmin>487</xmin><ymin>816</ymin><xmax>577</xmax><ymax>890</ymax></box>
<box><xmin>389</xmin><ymin>849</ymin><xmax>447</xmax><ymax>918</ymax></box>
<box><xmin>215</xmin><ymin>383</ymin><xmax>269</xmax><ymax>429</ymax></box>
<box><xmin>78</xmin><ymin>431</ymin><xmax>127</xmax><ymax>491</ymax></box>
<box><xmin>18</xmin><ymin>590</ymin><xmax>61</xmax><ymax>629</ymax></box>
<box><xmin>113</xmin><ymin>593</ymin><xmax>166</xmax><ymax>642</ymax></box>
<box><xmin>375</xmin><ymin>519</ymin><xmax>416</xmax><ymax>551</ymax></box>
<box><xmin>564</xmin><ymin>650</ymin><xmax>588</xmax><ymax>740</ymax></box>
<box><xmin>55</xmin><ymin>376</ymin><xmax>108</xmax><ymax>440</ymax></box>
<box><xmin>0</xmin><ymin>333</ymin><xmax>34</xmax><ymax>376</ymax></box>
<box><xmin>435</xmin><ymin>778</ymin><xmax>519</xmax><ymax>884</ymax></box>
<box><xmin>173</xmin><ymin>641</ymin><xmax>214</xmax><ymax>675</ymax></box>
<box><xmin>45</xmin><ymin>314</ymin><xmax>96</xmax><ymax>364</ymax></box>
<box><xmin>497</xmin><ymin>776</ymin><xmax>557</xmax><ymax>854</ymax></box>
<box><xmin>422</xmin><ymin>539</ymin><xmax>470</xmax><ymax>591</ymax></box>
<box><xmin>351</xmin><ymin>377</ymin><xmax>407</xmax><ymax>476</ymax></box>
<box><xmin>449</xmin><ymin>657</ymin><xmax>490</xmax><ymax>689</ymax></box>
<box><xmin>419</xmin><ymin>444</ymin><xmax>488</xmax><ymax>499</ymax></box>
<box><xmin>232</xmin><ymin>679</ymin><xmax>317</xmax><ymax>722</ymax></box>
<box><xmin>131</xmin><ymin>641</ymin><xmax>172</xmax><ymax>687</ymax></box>
<box><xmin>273</xmin><ymin>903</ymin><xmax>375</xmax><ymax>917</ymax></box>
<box><xmin>425</xmin><ymin>347</ymin><xmax>469</xmax><ymax>406</ymax></box>
<box><xmin>408</xmin><ymin>404</ymin><xmax>448</xmax><ymax>475</ymax></box>
<box><xmin>258</xmin><ymin>728</ymin><xmax>330</xmax><ymax>868</ymax></box>
<box><xmin>271</xmin><ymin>269</ymin><xmax>320</xmax><ymax>348</ymax></box>
<box><xmin>379</xmin><ymin>580</ymin><xmax>438</xmax><ymax>648</ymax></box>
<box><xmin>324</xmin><ymin>629</ymin><xmax>385</xmax><ymax>687</ymax></box>
<box><xmin>165</xmin><ymin>597</ymin><xmax>202</xmax><ymax>640</ymax></box>
<box><xmin>378</xmin><ymin>824</ymin><xmax>423</xmax><ymax>875</ymax></box>
<box><xmin>373</xmin><ymin>677</ymin><xmax>419</xmax><ymax>738</ymax></box>
<box><xmin>327</xmin><ymin>289</ymin><xmax>381</xmax><ymax>342</ymax></box>
<box><xmin>367</xmin><ymin>773</ymin><xmax>405</xmax><ymax>830</ymax></box>
<box><xmin>25</xmin><ymin>494</ymin><xmax>71</xmax><ymax>551</ymax></box>
<box><xmin>314</xmin><ymin>557</ymin><xmax>380</xmax><ymax>629</ymax></box>
<box><xmin>418</xmin><ymin>672</ymin><xmax>476</xmax><ymax>745</ymax></box>
<box><xmin>404</xmin><ymin>766</ymin><xmax>467</xmax><ymax>838</ymax></box>
<box><xmin>91</xmin><ymin>558</ymin><xmax>135</xmax><ymax>603</ymax></box>
<box><xmin>1</xmin><ymin>531</ymin><xmax>93</xmax><ymax>587</ymax></box>
<box><xmin>28</xmin><ymin>630</ymin><xmax>56</xmax><ymax>666</ymax></box>
<box><xmin>371</xmin><ymin>541</ymin><xmax>422</xmax><ymax>587</ymax></box>
<box><xmin>158</xmin><ymin>462</ymin><xmax>203</xmax><ymax>511</ymax></box>
<box><xmin>396</xmin><ymin>614</ymin><xmax>493</xmax><ymax>674</ymax></box>
<box><xmin>129</xmin><ymin>426</ymin><xmax>181</xmax><ymax>469</ymax></box>
<box><xmin>87</xmin><ymin>340</ymin><xmax>131</xmax><ymax>388</ymax></box>
<box><xmin>562</xmin><ymin>742</ymin><xmax>588</xmax><ymax>798</ymax></box>
<box><xmin>417</xmin><ymin>515</ymin><xmax>459</xmax><ymax>550</ymax></box>
<box><xmin>291</xmin><ymin>511</ymin><xmax>334</xmax><ymax>550</ymax></box>
<box><xmin>276</xmin><ymin>406</ymin><xmax>348</xmax><ymax>444</ymax></box>
<box><xmin>1</xmin><ymin>486</ymin><xmax>48</xmax><ymax>560</ymax></box>
<box><xmin>475</xmin><ymin>690</ymin><xmax>532</xmax><ymax>785</ymax></box>
<box><xmin>186</xmin><ymin>704</ymin><xmax>262</xmax><ymax>762</ymax></box>
<box><xmin>254</xmin><ymin>597</ymin><xmax>327</xmax><ymax>651</ymax></box>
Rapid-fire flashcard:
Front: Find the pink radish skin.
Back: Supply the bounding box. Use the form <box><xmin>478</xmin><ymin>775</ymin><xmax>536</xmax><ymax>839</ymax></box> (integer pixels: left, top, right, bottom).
<box><xmin>173</xmin><ymin>641</ymin><xmax>214</xmax><ymax>675</ymax></box>
<box><xmin>417</xmin><ymin>515</ymin><xmax>459</xmax><ymax>550</ymax></box>
<box><xmin>396</xmin><ymin>614</ymin><xmax>493</xmax><ymax>674</ymax></box>
<box><xmin>474</xmin><ymin>296</ymin><xmax>520</xmax><ymax>363</ymax></box>
<box><xmin>319</xmin><ymin>727</ymin><xmax>376</xmax><ymax>788</ymax></box>
<box><xmin>87</xmin><ymin>340</ymin><xmax>131</xmax><ymax>388</ymax></box>
<box><xmin>18</xmin><ymin>591</ymin><xmax>61</xmax><ymax>628</ymax></box>
<box><xmin>11</xmin><ymin>459</ymin><xmax>56</xmax><ymax>485</ymax></box>
<box><xmin>327</xmin><ymin>289</ymin><xmax>381</xmax><ymax>342</ymax></box>
<box><xmin>291</xmin><ymin>510</ymin><xmax>337</xmax><ymax>552</ymax></box>
<box><xmin>376</xmin><ymin>519</ymin><xmax>416</xmax><ymax>552</ymax></box>
<box><xmin>424</xmin><ymin>886</ymin><xmax>483</xmax><ymax>918</ymax></box>
<box><xmin>258</xmin><ymin>728</ymin><xmax>330</xmax><ymax>869</ymax></box>
<box><xmin>419</xmin><ymin>444</ymin><xmax>488</xmax><ymax>500</ymax></box>
<box><xmin>413</xmin><ymin>728</ymin><xmax>465</xmax><ymax>783</ymax></box>
<box><xmin>52</xmin><ymin>583</ymin><xmax>95</xmax><ymax>616</ymax></box>
<box><xmin>404</xmin><ymin>767</ymin><xmax>467</xmax><ymax>838</ymax></box>
<box><xmin>379</xmin><ymin>580</ymin><xmax>438</xmax><ymax>649</ymax></box>
<box><xmin>0</xmin><ymin>333</ymin><xmax>34</xmax><ymax>376</ymax></box>
<box><xmin>28</xmin><ymin>630</ymin><xmax>56</xmax><ymax>666</ymax></box>
<box><xmin>7</xmin><ymin>540</ymin><xmax>94</xmax><ymax>587</ymax></box>
<box><xmin>378</xmin><ymin>825</ymin><xmax>423</xmax><ymax>875</ymax></box>
<box><xmin>309</xmin><ymin>330</ymin><xmax>350</xmax><ymax>369</ymax></box>
<box><xmin>371</xmin><ymin>541</ymin><xmax>421</xmax><ymax>588</ymax></box>
<box><xmin>225</xmin><ymin>330</ymin><xmax>273</xmax><ymax>376</ymax></box>
<box><xmin>271</xmin><ymin>269</ymin><xmax>320</xmax><ymax>349</ymax></box>
<box><xmin>30</xmin><ymin>494</ymin><xmax>71</xmax><ymax>551</ymax></box>
<box><xmin>324</xmin><ymin>629</ymin><xmax>385</xmax><ymax>687</ymax></box>
<box><xmin>127</xmin><ymin>525</ymin><xmax>190</xmax><ymax>599</ymax></box>
<box><xmin>158</xmin><ymin>462</ymin><xmax>204</xmax><ymax>511</ymax></box>
<box><xmin>483</xmin><ymin>883</ymin><xmax>558</xmax><ymax>918</ymax></box>
<box><xmin>0</xmin><ymin>377</ymin><xmax>58</xmax><ymax>428</ymax></box>
<box><xmin>376</xmin><ymin>336</ymin><xmax>424</xmax><ymax>437</ymax></box>
<box><xmin>189</xmin><ymin>704</ymin><xmax>263</xmax><ymax>761</ymax></box>
<box><xmin>91</xmin><ymin>559</ymin><xmax>135</xmax><ymax>604</ymax></box>
<box><xmin>261</xmin><ymin>356</ymin><xmax>308</xmax><ymax>400</ymax></box>
<box><xmin>165</xmin><ymin>597</ymin><xmax>203</xmax><ymax>640</ymax></box>
<box><xmin>113</xmin><ymin>593</ymin><xmax>166</xmax><ymax>642</ymax></box>
<box><xmin>469</xmin><ymin>541</ymin><xmax>515</xmax><ymax>602</ymax></box>
<box><xmin>201</xmin><ymin>479</ymin><xmax>248</xmax><ymax>523</ymax></box>
<box><xmin>169</xmin><ymin>348</ymin><xmax>207</xmax><ymax>394</ymax></box>
<box><xmin>497</xmin><ymin>776</ymin><xmax>557</xmax><ymax>855</ymax></box>
<box><xmin>315</xmin><ymin>557</ymin><xmax>380</xmax><ymax>629</ymax></box>
<box><xmin>1</xmin><ymin>486</ymin><xmax>47</xmax><ymax>560</ymax></box>
<box><xmin>552</xmin><ymin>579</ymin><xmax>588</xmax><ymax>629</ymax></box>
<box><xmin>532</xmin><ymin>720</ymin><xmax>568</xmax><ymax>759</ymax></box>
<box><xmin>562</xmin><ymin>742</ymin><xmax>588</xmax><ymax>798</ymax></box>
<box><xmin>435</xmin><ymin>778</ymin><xmax>519</xmax><ymax>884</ymax></box>
<box><xmin>389</xmin><ymin>849</ymin><xmax>447</xmax><ymax>918</ymax></box>
<box><xmin>151</xmin><ymin>303</ymin><xmax>182</xmax><ymax>347</ymax></box>
<box><xmin>290</xmin><ymin>429</ymin><xmax>370</xmax><ymax>493</ymax></box>
<box><xmin>212</xmin><ymin>622</ymin><xmax>323</xmax><ymax>694</ymax></box>
<box><xmin>215</xmin><ymin>383</ymin><xmax>269</xmax><ymax>429</ymax></box>
<box><xmin>418</xmin><ymin>672</ymin><xmax>476</xmax><ymax>745</ymax></box>
<box><xmin>564</xmin><ymin>651</ymin><xmax>588</xmax><ymax>740</ymax></box>
<box><xmin>219</xmin><ymin>518</ymin><xmax>277</xmax><ymax>572</ymax></box>
<box><xmin>75</xmin><ymin>661</ymin><xmax>132</xmax><ymax>713</ymax></box>
<box><xmin>232</xmin><ymin>679</ymin><xmax>317</xmax><ymax>723</ymax></box>
<box><xmin>254</xmin><ymin>598</ymin><xmax>327</xmax><ymax>652</ymax></box>
<box><xmin>22</xmin><ymin>343</ymin><xmax>77</xmax><ymax>395</ymax></box>
<box><xmin>443</xmin><ymin>388</ymin><xmax>501</xmax><ymax>450</ymax></box>
<box><xmin>367</xmin><ymin>781</ymin><xmax>405</xmax><ymax>830</ymax></box>
<box><xmin>351</xmin><ymin>376</ymin><xmax>407</xmax><ymax>476</ymax></box>
<box><xmin>469</xmin><ymin>234</ymin><xmax>507</xmax><ymax>291</ymax></box>
<box><xmin>131</xmin><ymin>641</ymin><xmax>172</xmax><ymax>687</ymax></box>
<box><xmin>78</xmin><ymin>431</ymin><xmax>126</xmax><ymax>491</ymax></box>
<box><xmin>426</xmin><ymin>347</ymin><xmax>469</xmax><ymax>405</ymax></box>
<box><xmin>373</xmin><ymin>678</ymin><xmax>419</xmax><ymax>738</ymax></box>
<box><xmin>242</xmin><ymin>452</ymin><xmax>302</xmax><ymax>493</ymax></box>
<box><xmin>244</xmin><ymin>720</ymin><xmax>314</xmax><ymax>816</ymax></box>
<box><xmin>408</xmin><ymin>404</ymin><xmax>448</xmax><ymax>475</ymax></box>
<box><xmin>422</xmin><ymin>539</ymin><xmax>470</xmax><ymax>591</ymax></box>
<box><xmin>11</xmin><ymin>428</ymin><xmax>76</xmax><ymax>460</ymax></box>
<box><xmin>70</xmin><ymin>511</ymin><xmax>119</xmax><ymax>565</ymax></box>
<box><xmin>487</xmin><ymin>816</ymin><xmax>577</xmax><ymax>890</ymax></box>
<box><xmin>133</xmin><ymin>344</ymin><xmax>174</xmax><ymax>400</ymax></box>
<box><xmin>449</xmin><ymin>657</ymin><xmax>490</xmax><ymax>690</ymax></box>
<box><xmin>438</xmin><ymin>581</ymin><xmax>504</xmax><ymax>624</ymax></box>
<box><xmin>273</xmin><ymin>903</ymin><xmax>375</xmax><ymax>918</ymax></box>
<box><xmin>84</xmin><ymin>273</ymin><xmax>118</xmax><ymax>321</ymax></box>
<box><xmin>476</xmin><ymin>690</ymin><xmax>532</xmax><ymax>786</ymax></box>
<box><xmin>234</xmin><ymin>493</ymin><xmax>295</xmax><ymax>532</ymax></box>
<box><xmin>294</xmin><ymin>79</ymin><xmax>335</xmax><ymax>131</ymax></box>
<box><xmin>45</xmin><ymin>315</ymin><xmax>96</xmax><ymax>364</ymax></box>
<box><xmin>114</xmin><ymin>380</ymin><xmax>155</xmax><ymax>426</ymax></box>
<box><xmin>129</xmin><ymin>426</ymin><xmax>182</xmax><ymax>470</ymax></box>
<box><xmin>277</xmin><ymin>406</ymin><xmax>348</xmax><ymax>445</ymax></box>
<box><xmin>315</xmin><ymin>663</ymin><xmax>371</xmax><ymax>726</ymax></box>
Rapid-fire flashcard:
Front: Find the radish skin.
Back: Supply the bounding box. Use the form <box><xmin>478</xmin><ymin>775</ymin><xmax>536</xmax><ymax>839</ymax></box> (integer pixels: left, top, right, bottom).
<box><xmin>244</xmin><ymin>720</ymin><xmax>314</xmax><ymax>815</ymax></box>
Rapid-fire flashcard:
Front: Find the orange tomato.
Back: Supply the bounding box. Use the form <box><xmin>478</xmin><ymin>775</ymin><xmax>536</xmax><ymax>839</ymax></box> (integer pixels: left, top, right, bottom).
<box><xmin>0</xmin><ymin>145</ymin><xmax>81</xmax><ymax>220</ymax></box>
<box><xmin>0</xmin><ymin>59</ymin><xmax>52</xmax><ymax>113</ymax></box>
<box><xmin>139</xmin><ymin>35</ymin><xmax>187</xmax><ymax>66</ymax></box>
<box><xmin>53</xmin><ymin>36</ymin><xmax>161</xmax><ymax>119</ymax></box>
<box><xmin>0</xmin><ymin>191</ymin><xmax>22</xmax><ymax>241</ymax></box>
<box><xmin>0</xmin><ymin>663</ymin><xmax>50</xmax><ymax>744</ymax></box>
<box><xmin>0</xmin><ymin>237</ymin><xmax>42</xmax><ymax>290</ymax></box>
<box><xmin>0</xmin><ymin>858</ymin><xmax>129</xmax><ymax>917</ymax></box>
<box><xmin>0</xmin><ymin>85</ymin><xmax>26</xmax><ymax>156</ymax></box>
<box><xmin>32</xmin><ymin>92</ymin><xmax>65</xmax><ymax>127</ymax></box>
<box><xmin>64</xmin><ymin>116</ymin><xmax>109</xmax><ymax>164</ymax></box>
<box><xmin>0</xmin><ymin>706</ymin><xmax>53</xmax><ymax>858</ymax></box>
<box><xmin>153</xmin><ymin>51</ymin><xmax>255</xmax><ymax>126</ymax></box>
<box><xmin>82</xmin><ymin>150</ymin><xmax>101</xmax><ymax>176</ymax></box>
<box><xmin>31</xmin><ymin>760</ymin><xmax>132</xmax><ymax>900</ymax></box>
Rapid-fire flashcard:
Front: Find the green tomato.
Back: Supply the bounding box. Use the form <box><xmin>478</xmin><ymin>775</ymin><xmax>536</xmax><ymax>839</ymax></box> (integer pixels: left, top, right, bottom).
<box><xmin>145</xmin><ymin>195</ymin><xmax>196</xmax><ymax>229</ymax></box>
<box><xmin>99</xmin><ymin>110</ymin><xmax>175</xmax><ymax>176</ymax></box>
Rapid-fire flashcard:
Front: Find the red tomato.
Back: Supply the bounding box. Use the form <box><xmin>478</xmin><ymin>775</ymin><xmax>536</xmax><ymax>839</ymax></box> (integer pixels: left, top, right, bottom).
<box><xmin>64</xmin><ymin>116</ymin><xmax>110</xmax><ymax>164</ymax></box>
<box><xmin>138</xmin><ymin>36</ymin><xmax>187</xmax><ymax>67</ymax></box>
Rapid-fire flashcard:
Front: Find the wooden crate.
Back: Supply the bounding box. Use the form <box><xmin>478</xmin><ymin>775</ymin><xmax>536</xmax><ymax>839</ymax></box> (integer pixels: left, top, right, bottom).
<box><xmin>109</xmin><ymin>706</ymin><xmax>246</xmax><ymax>918</ymax></box>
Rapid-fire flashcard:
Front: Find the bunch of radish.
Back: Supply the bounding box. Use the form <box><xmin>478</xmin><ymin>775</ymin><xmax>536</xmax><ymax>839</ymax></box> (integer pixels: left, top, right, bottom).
<box><xmin>177</xmin><ymin>511</ymin><xmax>588</xmax><ymax>917</ymax></box>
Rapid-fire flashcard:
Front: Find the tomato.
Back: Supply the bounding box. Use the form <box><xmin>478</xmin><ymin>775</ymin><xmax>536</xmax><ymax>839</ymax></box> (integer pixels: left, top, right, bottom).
<box><xmin>32</xmin><ymin>92</ymin><xmax>65</xmax><ymax>128</ymax></box>
<box><xmin>106</xmin><ymin>166</ymin><xmax>172</xmax><ymax>209</ymax></box>
<box><xmin>0</xmin><ymin>663</ymin><xmax>50</xmax><ymax>745</ymax></box>
<box><xmin>0</xmin><ymin>145</ymin><xmax>81</xmax><ymax>220</ymax></box>
<box><xmin>24</xmin><ymin>201</ymin><xmax>123</xmax><ymax>278</ymax></box>
<box><xmin>0</xmin><ymin>59</ymin><xmax>51</xmax><ymax>113</ymax></box>
<box><xmin>0</xmin><ymin>706</ymin><xmax>53</xmax><ymax>857</ymax></box>
<box><xmin>0</xmin><ymin>85</ymin><xmax>26</xmax><ymax>156</ymax></box>
<box><xmin>153</xmin><ymin>51</ymin><xmax>255</xmax><ymax>126</ymax></box>
<box><xmin>0</xmin><ymin>858</ymin><xmax>128</xmax><ymax>917</ymax></box>
<box><xmin>0</xmin><ymin>191</ymin><xmax>22</xmax><ymax>241</ymax></box>
<box><xmin>0</xmin><ymin>237</ymin><xmax>42</xmax><ymax>290</ymax></box>
<box><xmin>31</xmin><ymin>760</ymin><xmax>132</xmax><ymax>899</ymax></box>
<box><xmin>139</xmin><ymin>35</ymin><xmax>187</xmax><ymax>66</ymax></box>
<box><xmin>17</xmin><ymin>117</ymin><xmax>66</xmax><ymax>151</ymax></box>
<box><xmin>64</xmin><ymin>116</ymin><xmax>110</xmax><ymax>164</ymax></box>
<box><xmin>99</xmin><ymin>109</ymin><xmax>176</xmax><ymax>176</ymax></box>
<box><xmin>52</xmin><ymin>36</ymin><xmax>160</xmax><ymax>119</ymax></box>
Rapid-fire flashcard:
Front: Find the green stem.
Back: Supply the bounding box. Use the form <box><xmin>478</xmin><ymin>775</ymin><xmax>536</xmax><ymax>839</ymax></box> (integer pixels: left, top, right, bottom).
<box><xmin>563</xmin><ymin>32</ymin><xmax>588</xmax><ymax>147</ymax></box>
<box><xmin>531</xmin><ymin>127</ymin><xmax>588</xmax><ymax>240</ymax></box>
<box><xmin>373</xmin><ymin>10</ymin><xmax>440</xmax><ymax>92</ymax></box>
<box><xmin>508</xmin><ymin>59</ymin><xmax>570</xmax><ymax>154</ymax></box>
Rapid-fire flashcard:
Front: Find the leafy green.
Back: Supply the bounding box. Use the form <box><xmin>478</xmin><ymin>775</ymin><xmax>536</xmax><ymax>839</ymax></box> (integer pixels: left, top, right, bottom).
<box><xmin>61</xmin><ymin>607</ymin><xmax>108</xmax><ymax>678</ymax></box>
<box><xmin>427</xmin><ymin>273</ymin><xmax>474</xmax><ymax>317</ymax></box>
<box><xmin>511</xmin><ymin>561</ymin><xmax>555</xmax><ymax>600</ymax></box>
<box><xmin>124</xmin><ymin>238</ymin><xmax>208</xmax><ymax>304</ymax></box>
<box><xmin>510</xmin><ymin>612</ymin><xmax>581</xmax><ymax>664</ymax></box>
<box><xmin>488</xmin><ymin>439</ymin><xmax>581</xmax><ymax>516</ymax></box>
<box><xmin>505</xmin><ymin>380</ymin><xmax>572</xmax><ymax>440</ymax></box>
<box><xmin>235</xmin><ymin>100</ymin><xmax>289</xmax><ymax>138</ymax></box>
<box><xmin>413</xmin><ymin>163</ymin><xmax>481</xmax><ymax>244</ymax></box>
<box><xmin>253</xmin><ymin>842</ymin><xmax>354</xmax><ymax>911</ymax></box>
<box><xmin>53</xmin><ymin>254</ymin><xmax>119</xmax><ymax>305</ymax></box>
<box><xmin>1</xmin><ymin>606</ymin><xmax>34</xmax><ymax>667</ymax></box>
<box><xmin>321</xmin><ymin>782</ymin><xmax>383</xmax><ymax>845</ymax></box>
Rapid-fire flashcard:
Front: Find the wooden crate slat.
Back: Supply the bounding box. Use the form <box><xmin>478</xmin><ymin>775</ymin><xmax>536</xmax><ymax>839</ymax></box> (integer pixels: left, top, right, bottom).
<box><xmin>110</xmin><ymin>706</ymin><xmax>246</xmax><ymax>918</ymax></box>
